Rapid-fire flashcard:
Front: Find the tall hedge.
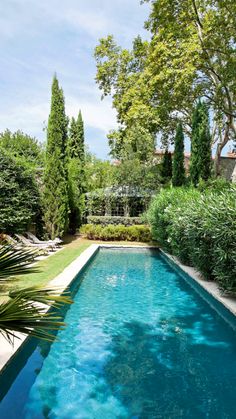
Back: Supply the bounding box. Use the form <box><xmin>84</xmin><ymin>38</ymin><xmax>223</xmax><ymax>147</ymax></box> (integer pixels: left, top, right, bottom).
<box><xmin>0</xmin><ymin>152</ymin><xmax>41</xmax><ymax>233</ymax></box>
<box><xmin>147</xmin><ymin>185</ymin><xmax>236</xmax><ymax>293</ymax></box>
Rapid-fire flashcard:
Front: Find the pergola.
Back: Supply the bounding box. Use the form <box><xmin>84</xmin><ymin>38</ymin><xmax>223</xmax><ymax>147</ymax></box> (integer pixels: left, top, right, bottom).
<box><xmin>85</xmin><ymin>186</ymin><xmax>155</xmax><ymax>217</ymax></box>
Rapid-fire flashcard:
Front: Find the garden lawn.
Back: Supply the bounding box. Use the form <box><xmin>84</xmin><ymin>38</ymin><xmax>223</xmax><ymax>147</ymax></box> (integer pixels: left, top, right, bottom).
<box><xmin>14</xmin><ymin>237</ymin><xmax>91</xmax><ymax>289</ymax></box>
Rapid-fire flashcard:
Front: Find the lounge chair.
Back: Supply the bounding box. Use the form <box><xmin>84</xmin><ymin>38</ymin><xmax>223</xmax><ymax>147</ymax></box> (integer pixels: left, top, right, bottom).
<box><xmin>6</xmin><ymin>234</ymin><xmax>47</xmax><ymax>256</ymax></box>
<box><xmin>5</xmin><ymin>234</ymin><xmax>23</xmax><ymax>248</ymax></box>
<box><xmin>26</xmin><ymin>232</ymin><xmax>61</xmax><ymax>247</ymax></box>
<box><xmin>15</xmin><ymin>234</ymin><xmax>55</xmax><ymax>252</ymax></box>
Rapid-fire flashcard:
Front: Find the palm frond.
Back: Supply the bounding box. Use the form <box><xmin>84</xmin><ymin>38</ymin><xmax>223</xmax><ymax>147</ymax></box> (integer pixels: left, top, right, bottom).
<box><xmin>0</xmin><ymin>244</ymin><xmax>73</xmax><ymax>344</ymax></box>
<box><xmin>0</xmin><ymin>287</ymin><xmax>72</xmax><ymax>344</ymax></box>
<box><xmin>0</xmin><ymin>244</ymin><xmax>38</xmax><ymax>279</ymax></box>
<box><xmin>9</xmin><ymin>287</ymin><xmax>73</xmax><ymax>308</ymax></box>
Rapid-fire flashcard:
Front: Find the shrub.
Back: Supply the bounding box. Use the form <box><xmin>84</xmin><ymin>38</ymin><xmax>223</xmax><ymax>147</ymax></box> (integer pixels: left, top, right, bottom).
<box><xmin>147</xmin><ymin>186</ymin><xmax>236</xmax><ymax>293</ymax></box>
<box><xmin>165</xmin><ymin>189</ymin><xmax>202</xmax><ymax>265</ymax></box>
<box><xmin>0</xmin><ymin>152</ymin><xmax>41</xmax><ymax>234</ymax></box>
<box><xmin>147</xmin><ymin>187</ymin><xmax>200</xmax><ymax>253</ymax></box>
<box><xmin>80</xmin><ymin>224</ymin><xmax>151</xmax><ymax>242</ymax></box>
<box><xmin>87</xmin><ymin>216</ymin><xmax>142</xmax><ymax>226</ymax></box>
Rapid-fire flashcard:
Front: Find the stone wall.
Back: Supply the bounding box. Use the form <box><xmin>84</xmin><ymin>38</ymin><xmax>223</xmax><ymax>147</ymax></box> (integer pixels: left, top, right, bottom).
<box><xmin>219</xmin><ymin>157</ymin><xmax>236</xmax><ymax>181</ymax></box>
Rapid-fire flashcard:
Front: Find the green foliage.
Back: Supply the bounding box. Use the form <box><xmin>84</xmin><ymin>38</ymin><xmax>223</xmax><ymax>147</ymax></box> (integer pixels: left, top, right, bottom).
<box><xmin>160</xmin><ymin>149</ymin><xmax>172</xmax><ymax>182</ymax></box>
<box><xmin>172</xmin><ymin>123</ymin><xmax>185</xmax><ymax>186</ymax></box>
<box><xmin>87</xmin><ymin>216</ymin><xmax>142</xmax><ymax>226</ymax></box>
<box><xmin>80</xmin><ymin>224</ymin><xmax>151</xmax><ymax>242</ymax></box>
<box><xmin>0</xmin><ymin>244</ymin><xmax>38</xmax><ymax>279</ymax></box>
<box><xmin>67</xmin><ymin>158</ymin><xmax>85</xmax><ymax>233</ymax></box>
<box><xmin>108</xmin><ymin>123</ymin><xmax>156</xmax><ymax>161</ymax></box>
<box><xmin>77</xmin><ymin>111</ymin><xmax>85</xmax><ymax>162</ymax></box>
<box><xmin>0</xmin><ymin>129</ymin><xmax>44</xmax><ymax>168</ymax></box>
<box><xmin>95</xmin><ymin>1</ymin><xmax>236</xmax><ymax>165</ymax></box>
<box><xmin>0</xmin><ymin>152</ymin><xmax>41</xmax><ymax>234</ymax></box>
<box><xmin>67</xmin><ymin>111</ymin><xmax>86</xmax><ymax>234</ymax></box>
<box><xmin>190</xmin><ymin>101</ymin><xmax>212</xmax><ymax>185</ymax></box>
<box><xmin>0</xmin><ymin>244</ymin><xmax>72</xmax><ymax>342</ymax></box>
<box><xmin>147</xmin><ymin>186</ymin><xmax>236</xmax><ymax>292</ymax></box>
<box><xmin>86</xmin><ymin>190</ymin><xmax>106</xmax><ymax>216</ymax></box>
<box><xmin>85</xmin><ymin>152</ymin><xmax>115</xmax><ymax>192</ymax></box>
<box><xmin>68</xmin><ymin>111</ymin><xmax>85</xmax><ymax>161</ymax></box>
<box><xmin>114</xmin><ymin>157</ymin><xmax>161</xmax><ymax>191</ymax></box>
<box><xmin>67</xmin><ymin>117</ymin><xmax>78</xmax><ymax>159</ymax></box>
<box><xmin>43</xmin><ymin>75</ymin><xmax>69</xmax><ymax>239</ymax></box>
<box><xmin>147</xmin><ymin>187</ymin><xmax>194</xmax><ymax>252</ymax></box>
<box><xmin>95</xmin><ymin>35</ymin><xmax>157</xmax><ymax>160</ymax></box>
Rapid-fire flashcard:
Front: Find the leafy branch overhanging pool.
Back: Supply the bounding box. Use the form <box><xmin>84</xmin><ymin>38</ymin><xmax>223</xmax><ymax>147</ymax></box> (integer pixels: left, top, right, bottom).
<box><xmin>0</xmin><ymin>247</ymin><xmax>236</xmax><ymax>418</ymax></box>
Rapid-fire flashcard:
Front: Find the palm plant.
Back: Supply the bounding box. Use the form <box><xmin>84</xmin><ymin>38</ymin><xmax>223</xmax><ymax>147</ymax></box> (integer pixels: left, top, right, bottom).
<box><xmin>0</xmin><ymin>244</ymin><xmax>72</xmax><ymax>344</ymax></box>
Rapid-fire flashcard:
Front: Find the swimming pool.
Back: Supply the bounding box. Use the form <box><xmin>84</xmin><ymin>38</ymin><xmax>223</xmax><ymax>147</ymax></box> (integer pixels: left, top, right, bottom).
<box><xmin>0</xmin><ymin>247</ymin><xmax>236</xmax><ymax>418</ymax></box>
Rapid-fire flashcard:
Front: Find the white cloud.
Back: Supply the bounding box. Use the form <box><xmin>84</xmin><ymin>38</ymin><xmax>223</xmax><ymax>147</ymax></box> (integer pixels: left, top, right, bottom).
<box><xmin>0</xmin><ymin>0</ymin><xmax>150</xmax><ymax>157</ymax></box>
<box><xmin>0</xmin><ymin>94</ymin><xmax>117</xmax><ymax>142</ymax></box>
<box><xmin>66</xmin><ymin>96</ymin><xmax>117</xmax><ymax>133</ymax></box>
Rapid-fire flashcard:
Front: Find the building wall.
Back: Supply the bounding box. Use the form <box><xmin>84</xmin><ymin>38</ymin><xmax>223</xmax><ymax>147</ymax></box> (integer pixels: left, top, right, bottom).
<box><xmin>219</xmin><ymin>157</ymin><xmax>236</xmax><ymax>181</ymax></box>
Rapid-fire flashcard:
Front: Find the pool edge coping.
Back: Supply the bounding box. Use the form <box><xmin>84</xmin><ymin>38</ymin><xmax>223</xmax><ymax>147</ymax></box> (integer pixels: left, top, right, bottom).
<box><xmin>0</xmin><ymin>243</ymin><xmax>236</xmax><ymax>373</ymax></box>
<box><xmin>159</xmin><ymin>249</ymin><xmax>236</xmax><ymax>318</ymax></box>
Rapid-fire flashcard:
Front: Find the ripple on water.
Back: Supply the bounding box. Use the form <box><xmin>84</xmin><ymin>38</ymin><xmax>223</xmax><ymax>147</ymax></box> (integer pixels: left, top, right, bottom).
<box><xmin>1</xmin><ymin>249</ymin><xmax>236</xmax><ymax>419</ymax></box>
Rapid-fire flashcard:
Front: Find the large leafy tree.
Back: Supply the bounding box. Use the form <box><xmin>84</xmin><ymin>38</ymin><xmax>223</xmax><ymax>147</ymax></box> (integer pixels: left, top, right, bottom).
<box><xmin>143</xmin><ymin>0</ymin><xmax>236</xmax><ymax>171</ymax></box>
<box><xmin>95</xmin><ymin>1</ymin><xmax>236</xmax><ymax>170</ymax></box>
<box><xmin>172</xmin><ymin>123</ymin><xmax>186</xmax><ymax>186</ymax></box>
<box><xmin>43</xmin><ymin>76</ymin><xmax>69</xmax><ymax>239</ymax></box>
<box><xmin>108</xmin><ymin>123</ymin><xmax>156</xmax><ymax>161</ymax></box>
<box><xmin>0</xmin><ymin>152</ymin><xmax>41</xmax><ymax>234</ymax></box>
<box><xmin>95</xmin><ymin>35</ymin><xmax>157</xmax><ymax>160</ymax></box>
<box><xmin>190</xmin><ymin>101</ymin><xmax>212</xmax><ymax>185</ymax></box>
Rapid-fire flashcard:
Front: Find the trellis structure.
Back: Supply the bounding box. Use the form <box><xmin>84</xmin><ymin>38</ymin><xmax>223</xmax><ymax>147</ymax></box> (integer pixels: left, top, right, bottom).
<box><xmin>85</xmin><ymin>186</ymin><xmax>155</xmax><ymax>217</ymax></box>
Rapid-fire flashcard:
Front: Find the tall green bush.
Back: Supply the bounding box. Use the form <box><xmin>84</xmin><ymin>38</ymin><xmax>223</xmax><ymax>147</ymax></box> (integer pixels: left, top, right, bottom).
<box><xmin>0</xmin><ymin>152</ymin><xmax>41</xmax><ymax>233</ymax></box>
<box><xmin>147</xmin><ymin>187</ymin><xmax>195</xmax><ymax>252</ymax></box>
<box><xmin>147</xmin><ymin>186</ymin><xmax>236</xmax><ymax>293</ymax></box>
<box><xmin>0</xmin><ymin>129</ymin><xmax>44</xmax><ymax>168</ymax></box>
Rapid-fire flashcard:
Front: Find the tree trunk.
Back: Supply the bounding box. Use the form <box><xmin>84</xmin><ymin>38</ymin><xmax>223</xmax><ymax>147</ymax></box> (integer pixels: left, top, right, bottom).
<box><xmin>214</xmin><ymin>119</ymin><xmax>230</xmax><ymax>176</ymax></box>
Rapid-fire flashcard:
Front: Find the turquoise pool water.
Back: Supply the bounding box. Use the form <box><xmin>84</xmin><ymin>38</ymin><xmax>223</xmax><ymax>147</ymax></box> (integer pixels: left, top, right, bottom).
<box><xmin>1</xmin><ymin>248</ymin><xmax>236</xmax><ymax>418</ymax></box>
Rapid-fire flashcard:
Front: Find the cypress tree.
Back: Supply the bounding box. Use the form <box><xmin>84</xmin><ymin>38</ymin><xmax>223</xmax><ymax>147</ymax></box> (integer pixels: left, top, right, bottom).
<box><xmin>67</xmin><ymin>117</ymin><xmax>78</xmax><ymax>159</ymax></box>
<box><xmin>198</xmin><ymin>102</ymin><xmax>212</xmax><ymax>181</ymax></box>
<box><xmin>160</xmin><ymin>149</ymin><xmax>172</xmax><ymax>182</ymax></box>
<box><xmin>67</xmin><ymin>111</ymin><xmax>85</xmax><ymax>160</ymax></box>
<box><xmin>67</xmin><ymin>111</ymin><xmax>86</xmax><ymax>234</ymax></box>
<box><xmin>43</xmin><ymin>75</ymin><xmax>69</xmax><ymax>239</ymax></box>
<box><xmin>77</xmin><ymin>110</ymin><xmax>85</xmax><ymax>161</ymax></box>
<box><xmin>190</xmin><ymin>101</ymin><xmax>212</xmax><ymax>185</ymax></box>
<box><xmin>172</xmin><ymin>123</ymin><xmax>185</xmax><ymax>186</ymax></box>
<box><xmin>190</xmin><ymin>101</ymin><xmax>202</xmax><ymax>185</ymax></box>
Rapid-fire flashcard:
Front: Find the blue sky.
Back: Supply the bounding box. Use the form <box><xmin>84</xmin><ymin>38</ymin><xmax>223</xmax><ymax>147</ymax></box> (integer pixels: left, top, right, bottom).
<box><xmin>0</xmin><ymin>0</ymin><xmax>150</xmax><ymax>159</ymax></box>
